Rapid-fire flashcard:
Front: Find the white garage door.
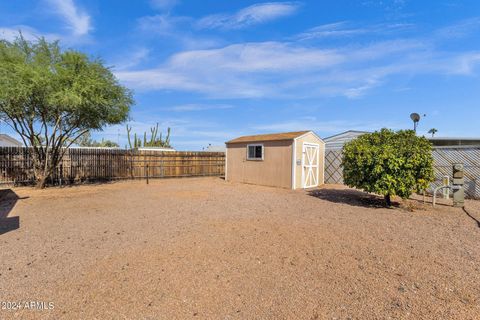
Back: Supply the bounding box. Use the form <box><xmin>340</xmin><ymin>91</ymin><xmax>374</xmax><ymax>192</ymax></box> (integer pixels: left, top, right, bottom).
<box><xmin>302</xmin><ymin>143</ymin><xmax>319</xmax><ymax>188</ymax></box>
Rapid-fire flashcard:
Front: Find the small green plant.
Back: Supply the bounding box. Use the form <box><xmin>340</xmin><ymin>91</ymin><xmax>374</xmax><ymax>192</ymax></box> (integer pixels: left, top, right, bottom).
<box><xmin>126</xmin><ymin>123</ymin><xmax>171</xmax><ymax>149</ymax></box>
<box><xmin>342</xmin><ymin>129</ymin><xmax>434</xmax><ymax>206</ymax></box>
<box><xmin>77</xmin><ymin>131</ymin><xmax>119</xmax><ymax>147</ymax></box>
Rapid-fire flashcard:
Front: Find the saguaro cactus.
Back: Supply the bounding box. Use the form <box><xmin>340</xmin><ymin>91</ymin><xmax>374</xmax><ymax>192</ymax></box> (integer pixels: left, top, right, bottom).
<box><xmin>126</xmin><ymin>123</ymin><xmax>172</xmax><ymax>149</ymax></box>
<box><xmin>126</xmin><ymin>125</ymin><xmax>133</xmax><ymax>149</ymax></box>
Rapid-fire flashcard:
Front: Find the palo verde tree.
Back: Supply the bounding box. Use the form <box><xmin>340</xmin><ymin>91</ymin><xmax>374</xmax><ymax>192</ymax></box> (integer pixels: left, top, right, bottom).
<box><xmin>0</xmin><ymin>36</ymin><xmax>133</xmax><ymax>188</ymax></box>
<box><xmin>342</xmin><ymin>129</ymin><xmax>434</xmax><ymax>206</ymax></box>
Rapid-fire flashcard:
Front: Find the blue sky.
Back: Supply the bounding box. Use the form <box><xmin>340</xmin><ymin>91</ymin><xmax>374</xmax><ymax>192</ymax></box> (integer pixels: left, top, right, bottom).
<box><xmin>1</xmin><ymin>0</ymin><xmax>480</xmax><ymax>150</ymax></box>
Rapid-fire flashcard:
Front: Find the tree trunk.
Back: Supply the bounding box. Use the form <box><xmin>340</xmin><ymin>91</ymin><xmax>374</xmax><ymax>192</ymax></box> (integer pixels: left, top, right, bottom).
<box><xmin>34</xmin><ymin>160</ymin><xmax>57</xmax><ymax>189</ymax></box>
<box><xmin>32</xmin><ymin>152</ymin><xmax>52</xmax><ymax>189</ymax></box>
<box><xmin>35</xmin><ymin>174</ymin><xmax>48</xmax><ymax>189</ymax></box>
<box><xmin>385</xmin><ymin>194</ymin><xmax>392</xmax><ymax>207</ymax></box>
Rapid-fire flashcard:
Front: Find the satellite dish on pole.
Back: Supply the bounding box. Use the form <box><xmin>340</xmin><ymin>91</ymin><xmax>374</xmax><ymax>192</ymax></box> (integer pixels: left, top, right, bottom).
<box><xmin>410</xmin><ymin>113</ymin><xmax>421</xmax><ymax>133</ymax></box>
<box><xmin>410</xmin><ymin>113</ymin><xmax>420</xmax><ymax>122</ymax></box>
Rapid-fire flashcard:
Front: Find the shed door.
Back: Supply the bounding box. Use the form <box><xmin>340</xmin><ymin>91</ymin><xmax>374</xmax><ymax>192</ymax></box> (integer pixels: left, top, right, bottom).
<box><xmin>302</xmin><ymin>143</ymin><xmax>319</xmax><ymax>188</ymax></box>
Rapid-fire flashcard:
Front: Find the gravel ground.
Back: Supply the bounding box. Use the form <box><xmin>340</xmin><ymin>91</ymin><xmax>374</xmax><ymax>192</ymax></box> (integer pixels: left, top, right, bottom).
<box><xmin>0</xmin><ymin>177</ymin><xmax>479</xmax><ymax>319</ymax></box>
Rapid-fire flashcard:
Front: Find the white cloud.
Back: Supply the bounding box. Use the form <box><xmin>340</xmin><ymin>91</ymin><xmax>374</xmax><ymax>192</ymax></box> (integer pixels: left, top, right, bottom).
<box><xmin>136</xmin><ymin>14</ymin><xmax>221</xmax><ymax>49</ymax></box>
<box><xmin>115</xmin><ymin>68</ymin><xmax>212</xmax><ymax>93</ymax></box>
<box><xmin>296</xmin><ymin>22</ymin><xmax>368</xmax><ymax>40</ymax></box>
<box><xmin>295</xmin><ymin>21</ymin><xmax>414</xmax><ymax>40</ymax></box>
<box><xmin>116</xmin><ymin>19</ymin><xmax>480</xmax><ymax>99</ymax></box>
<box><xmin>115</xmin><ymin>39</ymin><xmax>461</xmax><ymax>99</ymax></box>
<box><xmin>116</xmin><ymin>41</ymin><xmax>344</xmax><ymax>97</ymax></box>
<box><xmin>343</xmin><ymin>79</ymin><xmax>382</xmax><ymax>99</ymax></box>
<box><xmin>253</xmin><ymin>118</ymin><xmax>400</xmax><ymax>135</ymax></box>
<box><xmin>46</xmin><ymin>0</ymin><xmax>91</xmax><ymax>36</ymax></box>
<box><xmin>168</xmin><ymin>42</ymin><xmax>342</xmax><ymax>72</ymax></box>
<box><xmin>112</xmin><ymin>48</ymin><xmax>150</xmax><ymax>71</ymax></box>
<box><xmin>0</xmin><ymin>1</ymin><xmax>91</xmax><ymax>44</ymax></box>
<box><xmin>451</xmin><ymin>53</ymin><xmax>480</xmax><ymax>75</ymax></box>
<box><xmin>137</xmin><ymin>3</ymin><xmax>299</xmax><ymax>47</ymax></box>
<box><xmin>197</xmin><ymin>2</ymin><xmax>300</xmax><ymax>29</ymax></box>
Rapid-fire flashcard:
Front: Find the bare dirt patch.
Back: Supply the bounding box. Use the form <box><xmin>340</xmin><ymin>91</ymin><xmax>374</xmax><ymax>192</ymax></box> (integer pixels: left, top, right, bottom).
<box><xmin>1</xmin><ymin>178</ymin><xmax>479</xmax><ymax>319</ymax></box>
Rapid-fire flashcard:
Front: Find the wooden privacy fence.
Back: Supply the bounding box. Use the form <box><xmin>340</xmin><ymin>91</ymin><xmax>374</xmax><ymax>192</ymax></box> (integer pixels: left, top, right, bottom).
<box><xmin>324</xmin><ymin>146</ymin><xmax>480</xmax><ymax>199</ymax></box>
<box><xmin>0</xmin><ymin>147</ymin><xmax>225</xmax><ymax>185</ymax></box>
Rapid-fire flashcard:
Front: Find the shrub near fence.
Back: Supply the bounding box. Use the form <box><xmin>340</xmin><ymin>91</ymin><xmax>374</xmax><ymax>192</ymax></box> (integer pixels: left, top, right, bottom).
<box><xmin>0</xmin><ymin>147</ymin><xmax>225</xmax><ymax>186</ymax></box>
<box><xmin>324</xmin><ymin>146</ymin><xmax>480</xmax><ymax>199</ymax></box>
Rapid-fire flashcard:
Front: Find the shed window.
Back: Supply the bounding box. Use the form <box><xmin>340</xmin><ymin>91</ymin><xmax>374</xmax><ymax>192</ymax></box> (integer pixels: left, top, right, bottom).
<box><xmin>247</xmin><ymin>144</ymin><xmax>263</xmax><ymax>160</ymax></box>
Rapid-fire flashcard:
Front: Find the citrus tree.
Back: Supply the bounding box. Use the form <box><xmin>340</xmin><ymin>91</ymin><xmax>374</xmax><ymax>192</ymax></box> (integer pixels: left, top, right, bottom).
<box><xmin>342</xmin><ymin>129</ymin><xmax>434</xmax><ymax>206</ymax></box>
<box><xmin>0</xmin><ymin>36</ymin><xmax>133</xmax><ymax>188</ymax></box>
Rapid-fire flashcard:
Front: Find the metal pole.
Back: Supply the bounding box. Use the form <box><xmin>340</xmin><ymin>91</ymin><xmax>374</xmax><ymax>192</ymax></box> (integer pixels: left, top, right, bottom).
<box><xmin>59</xmin><ymin>164</ymin><xmax>63</xmax><ymax>187</ymax></box>
<box><xmin>146</xmin><ymin>164</ymin><xmax>149</xmax><ymax>185</ymax></box>
<box><xmin>433</xmin><ymin>185</ymin><xmax>452</xmax><ymax>207</ymax></box>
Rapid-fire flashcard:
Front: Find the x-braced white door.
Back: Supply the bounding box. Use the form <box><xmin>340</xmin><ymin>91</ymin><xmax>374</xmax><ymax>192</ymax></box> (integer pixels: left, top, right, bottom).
<box><xmin>302</xmin><ymin>143</ymin><xmax>319</xmax><ymax>188</ymax></box>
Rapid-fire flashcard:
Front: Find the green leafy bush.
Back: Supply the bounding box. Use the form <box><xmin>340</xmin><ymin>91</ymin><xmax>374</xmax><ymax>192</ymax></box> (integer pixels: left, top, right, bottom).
<box><xmin>342</xmin><ymin>129</ymin><xmax>434</xmax><ymax>206</ymax></box>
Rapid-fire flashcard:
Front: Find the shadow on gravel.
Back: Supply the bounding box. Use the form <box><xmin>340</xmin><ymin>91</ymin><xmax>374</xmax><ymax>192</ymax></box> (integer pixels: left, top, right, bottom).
<box><xmin>0</xmin><ymin>189</ymin><xmax>22</xmax><ymax>235</ymax></box>
<box><xmin>308</xmin><ymin>188</ymin><xmax>400</xmax><ymax>209</ymax></box>
<box><xmin>463</xmin><ymin>207</ymin><xmax>480</xmax><ymax>228</ymax></box>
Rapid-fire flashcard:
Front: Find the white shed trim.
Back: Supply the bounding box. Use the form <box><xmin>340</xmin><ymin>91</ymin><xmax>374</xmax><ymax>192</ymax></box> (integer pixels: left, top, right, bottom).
<box><xmin>291</xmin><ymin>139</ymin><xmax>296</xmax><ymax>190</ymax></box>
<box><xmin>291</xmin><ymin>131</ymin><xmax>325</xmax><ymax>190</ymax></box>
<box><xmin>321</xmin><ymin>144</ymin><xmax>325</xmax><ymax>185</ymax></box>
<box><xmin>294</xmin><ymin>131</ymin><xmax>325</xmax><ymax>143</ymax></box>
<box><xmin>225</xmin><ymin>147</ymin><xmax>228</xmax><ymax>181</ymax></box>
<box><xmin>246</xmin><ymin>143</ymin><xmax>264</xmax><ymax>161</ymax></box>
<box><xmin>301</xmin><ymin>142</ymin><xmax>320</xmax><ymax>188</ymax></box>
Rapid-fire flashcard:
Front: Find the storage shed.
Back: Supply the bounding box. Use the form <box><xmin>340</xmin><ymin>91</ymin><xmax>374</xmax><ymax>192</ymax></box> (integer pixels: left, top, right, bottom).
<box><xmin>225</xmin><ymin>131</ymin><xmax>325</xmax><ymax>189</ymax></box>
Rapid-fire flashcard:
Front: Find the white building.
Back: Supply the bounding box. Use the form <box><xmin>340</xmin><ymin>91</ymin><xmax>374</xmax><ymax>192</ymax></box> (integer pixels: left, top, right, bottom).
<box><xmin>203</xmin><ymin>144</ymin><xmax>226</xmax><ymax>152</ymax></box>
<box><xmin>137</xmin><ymin>147</ymin><xmax>176</xmax><ymax>152</ymax></box>
<box><xmin>323</xmin><ymin>130</ymin><xmax>370</xmax><ymax>150</ymax></box>
<box><xmin>0</xmin><ymin>134</ymin><xmax>22</xmax><ymax>147</ymax></box>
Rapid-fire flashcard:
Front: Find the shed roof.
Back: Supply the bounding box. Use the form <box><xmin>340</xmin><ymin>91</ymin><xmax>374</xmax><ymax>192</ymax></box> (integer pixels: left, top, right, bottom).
<box><xmin>226</xmin><ymin>131</ymin><xmax>311</xmax><ymax>144</ymax></box>
<box><xmin>428</xmin><ymin>137</ymin><xmax>480</xmax><ymax>147</ymax></box>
